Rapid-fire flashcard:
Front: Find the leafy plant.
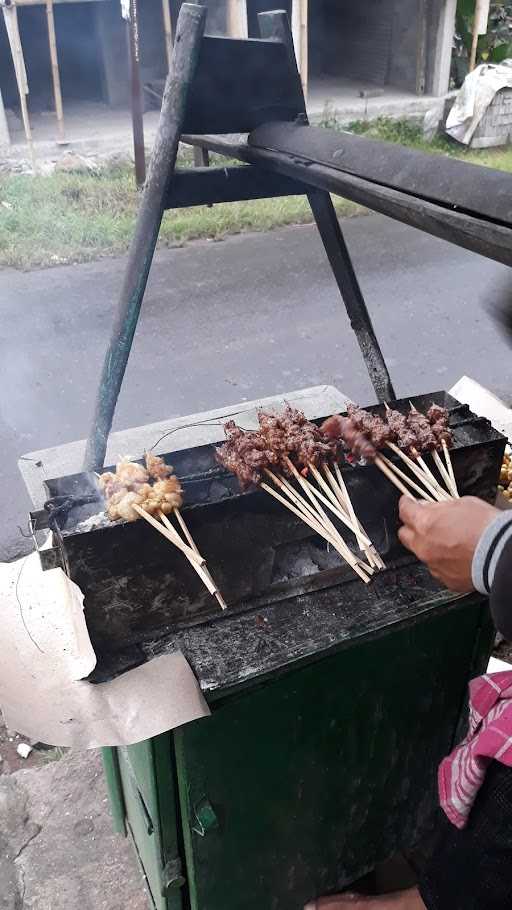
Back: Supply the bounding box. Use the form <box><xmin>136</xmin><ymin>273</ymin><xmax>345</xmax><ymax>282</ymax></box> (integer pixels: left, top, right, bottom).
<box><xmin>454</xmin><ymin>0</ymin><xmax>512</xmax><ymax>83</ymax></box>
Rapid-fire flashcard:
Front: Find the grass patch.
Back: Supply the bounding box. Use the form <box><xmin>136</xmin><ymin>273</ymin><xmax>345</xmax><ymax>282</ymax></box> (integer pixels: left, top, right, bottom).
<box><xmin>2</xmin><ymin>118</ymin><xmax>512</xmax><ymax>270</ymax></box>
<box><xmin>0</xmin><ymin>159</ymin><xmax>361</xmax><ymax>270</ymax></box>
<box><xmin>345</xmin><ymin>116</ymin><xmax>512</xmax><ymax>172</ymax></box>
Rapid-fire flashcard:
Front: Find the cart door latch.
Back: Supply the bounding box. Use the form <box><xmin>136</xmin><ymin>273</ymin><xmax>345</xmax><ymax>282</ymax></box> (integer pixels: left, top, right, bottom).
<box><xmin>162</xmin><ymin>858</ymin><xmax>186</xmax><ymax>893</ymax></box>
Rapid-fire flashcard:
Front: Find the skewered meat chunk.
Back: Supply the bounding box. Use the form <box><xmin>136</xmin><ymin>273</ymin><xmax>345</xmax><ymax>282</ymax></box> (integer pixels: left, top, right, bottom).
<box><xmin>100</xmin><ymin>456</ymin><xmax>183</xmax><ymax>522</ymax></box>
<box><xmin>347</xmin><ymin>404</ymin><xmax>393</xmax><ymax>449</ymax></box>
<box><xmin>426</xmin><ymin>404</ymin><xmax>454</xmax><ymax>449</ymax></box>
<box><xmin>145</xmin><ymin>451</ymin><xmax>173</xmax><ymax>480</ymax></box>
<box><xmin>216</xmin><ymin>421</ymin><xmax>278</xmax><ymax>490</ymax></box>
<box><xmin>321</xmin><ymin>415</ymin><xmax>377</xmax><ymax>462</ymax></box>
<box><xmin>258</xmin><ymin>405</ymin><xmax>337</xmax><ymax>474</ymax></box>
<box><xmin>384</xmin><ymin>408</ymin><xmax>419</xmax><ymax>455</ymax></box>
<box><xmin>407</xmin><ymin>409</ymin><xmax>437</xmax><ymax>452</ymax></box>
<box><xmin>427</xmin><ymin>404</ymin><xmax>449</xmax><ymax>426</ymax></box>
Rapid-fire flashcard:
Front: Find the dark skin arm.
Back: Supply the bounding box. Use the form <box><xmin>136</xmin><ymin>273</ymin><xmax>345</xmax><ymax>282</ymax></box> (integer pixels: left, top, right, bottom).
<box><xmin>398</xmin><ymin>496</ymin><xmax>499</xmax><ymax>593</ymax></box>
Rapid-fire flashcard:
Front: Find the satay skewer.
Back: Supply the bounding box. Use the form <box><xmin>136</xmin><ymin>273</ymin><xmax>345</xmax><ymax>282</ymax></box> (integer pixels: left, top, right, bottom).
<box><xmin>442</xmin><ymin>440</ymin><xmax>459</xmax><ymax>498</ymax></box>
<box><xmin>374</xmin><ymin>455</ymin><xmax>416</xmax><ymax>500</ymax></box>
<box><xmin>330</xmin><ymin>464</ymin><xmax>385</xmax><ymax>569</ymax></box>
<box><xmin>320</xmin><ymin>465</ymin><xmax>380</xmax><ymax>569</ymax></box>
<box><xmin>282</xmin><ymin>458</ymin><xmax>374</xmax><ymax>575</ymax></box>
<box><xmin>133</xmin><ymin>504</ymin><xmax>205</xmax><ymax>565</ymax></box>
<box><xmin>260</xmin><ymin>482</ymin><xmax>371</xmax><ymax>583</ymax></box>
<box><xmin>432</xmin><ymin>450</ymin><xmax>455</xmax><ymax>495</ymax></box>
<box><xmin>378</xmin><ymin>453</ymin><xmax>436</xmax><ymax>502</ymax></box>
<box><xmin>159</xmin><ymin>511</ymin><xmax>227</xmax><ymax>610</ymax></box>
<box><xmin>307</xmin><ymin>462</ymin><xmax>372</xmax><ymax>552</ymax></box>
<box><xmin>386</xmin><ymin>443</ymin><xmax>450</xmax><ymax>502</ymax></box>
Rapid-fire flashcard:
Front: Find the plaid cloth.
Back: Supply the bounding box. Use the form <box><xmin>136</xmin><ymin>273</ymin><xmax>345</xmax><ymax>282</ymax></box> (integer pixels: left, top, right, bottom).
<box><xmin>439</xmin><ymin>671</ymin><xmax>512</xmax><ymax>829</ymax></box>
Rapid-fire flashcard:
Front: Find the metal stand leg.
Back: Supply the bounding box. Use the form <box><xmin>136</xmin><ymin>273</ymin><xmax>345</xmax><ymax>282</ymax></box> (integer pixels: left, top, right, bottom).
<box><xmin>83</xmin><ymin>3</ymin><xmax>207</xmax><ymax>472</ymax></box>
<box><xmin>308</xmin><ymin>189</ymin><xmax>396</xmax><ymax>402</ymax></box>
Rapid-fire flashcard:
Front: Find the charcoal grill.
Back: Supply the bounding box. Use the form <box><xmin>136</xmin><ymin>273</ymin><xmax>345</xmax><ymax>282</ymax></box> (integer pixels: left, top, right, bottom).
<box><xmin>29</xmin><ymin>6</ymin><xmax>512</xmax><ymax>909</ymax></box>
<box><xmin>33</xmin><ymin>391</ymin><xmax>504</xmax><ymax>684</ymax></box>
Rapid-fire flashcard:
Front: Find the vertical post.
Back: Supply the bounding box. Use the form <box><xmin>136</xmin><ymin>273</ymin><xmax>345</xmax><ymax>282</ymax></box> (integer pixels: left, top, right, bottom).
<box><xmin>2</xmin><ymin>5</ymin><xmax>34</xmax><ymax>162</ymax></box>
<box><xmin>162</xmin><ymin>0</ymin><xmax>173</xmax><ymax>69</ymax></box>
<box><xmin>470</xmin><ymin>0</ymin><xmax>490</xmax><ymax>72</ymax></box>
<box><xmin>127</xmin><ymin>0</ymin><xmax>146</xmax><ymax>187</ymax></box>
<box><xmin>45</xmin><ymin>0</ymin><xmax>65</xmax><ymax>142</ymax></box>
<box><xmin>227</xmin><ymin>0</ymin><xmax>248</xmax><ymax>39</ymax></box>
<box><xmin>83</xmin><ymin>3</ymin><xmax>207</xmax><ymax>472</ymax></box>
<box><xmin>416</xmin><ymin>0</ymin><xmax>427</xmax><ymax>95</ymax></box>
<box><xmin>291</xmin><ymin>0</ymin><xmax>308</xmax><ymax>95</ymax></box>
<box><xmin>428</xmin><ymin>0</ymin><xmax>457</xmax><ymax>97</ymax></box>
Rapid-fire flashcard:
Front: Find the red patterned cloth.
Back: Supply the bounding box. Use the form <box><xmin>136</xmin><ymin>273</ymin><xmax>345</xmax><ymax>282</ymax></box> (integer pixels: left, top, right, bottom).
<box><xmin>439</xmin><ymin>671</ymin><xmax>512</xmax><ymax>829</ymax></box>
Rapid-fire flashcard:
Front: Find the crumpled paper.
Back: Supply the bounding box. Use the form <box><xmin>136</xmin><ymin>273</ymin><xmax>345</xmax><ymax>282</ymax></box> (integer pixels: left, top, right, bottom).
<box><xmin>0</xmin><ymin>551</ymin><xmax>209</xmax><ymax>748</ymax></box>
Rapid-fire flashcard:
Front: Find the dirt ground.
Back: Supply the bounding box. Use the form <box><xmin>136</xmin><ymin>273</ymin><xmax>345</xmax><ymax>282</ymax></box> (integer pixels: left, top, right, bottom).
<box><xmin>0</xmin><ymin>716</ymin><xmax>65</xmax><ymax>775</ymax></box>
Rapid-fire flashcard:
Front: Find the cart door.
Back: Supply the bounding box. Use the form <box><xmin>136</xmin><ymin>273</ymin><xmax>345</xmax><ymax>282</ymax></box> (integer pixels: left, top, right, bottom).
<box><xmin>115</xmin><ymin>735</ymin><xmax>184</xmax><ymax>910</ymax></box>
<box><xmin>173</xmin><ymin>602</ymin><xmax>492</xmax><ymax>910</ymax></box>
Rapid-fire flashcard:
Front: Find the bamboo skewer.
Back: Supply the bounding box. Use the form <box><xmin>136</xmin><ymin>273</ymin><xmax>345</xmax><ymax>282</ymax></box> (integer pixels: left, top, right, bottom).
<box><xmin>442</xmin><ymin>441</ymin><xmax>460</xmax><ymax>498</ymax></box>
<box><xmin>433</xmin><ymin>450</ymin><xmax>456</xmax><ymax>498</ymax></box>
<box><xmin>331</xmin><ymin>463</ymin><xmax>386</xmax><ymax>570</ymax></box>
<box><xmin>264</xmin><ymin>470</ymin><xmax>345</xmax><ymax>554</ymax></box>
<box><xmin>261</xmin><ymin>482</ymin><xmax>371</xmax><ymax>584</ymax></box>
<box><xmin>284</xmin><ymin>458</ymin><xmax>372</xmax><ymax>550</ymax></box>
<box><xmin>415</xmin><ymin>452</ymin><xmax>451</xmax><ymax>499</ymax></box>
<box><xmin>282</xmin><ymin>459</ymin><xmax>373</xmax><ymax>577</ymax></box>
<box><xmin>271</xmin><ymin>466</ymin><xmax>372</xmax><ymax>579</ymax></box>
<box><xmin>374</xmin><ymin>455</ymin><xmax>416</xmax><ymax>500</ymax></box>
<box><xmin>386</xmin><ymin>443</ymin><xmax>450</xmax><ymax>502</ymax></box>
<box><xmin>378</xmin><ymin>453</ymin><xmax>436</xmax><ymax>502</ymax></box>
<box><xmin>160</xmin><ymin>511</ymin><xmax>227</xmax><ymax>610</ymax></box>
<box><xmin>320</xmin><ymin>465</ymin><xmax>378</xmax><ymax>569</ymax></box>
<box><xmin>308</xmin><ymin>463</ymin><xmax>371</xmax><ymax>551</ymax></box>
<box><xmin>133</xmin><ymin>504</ymin><xmax>204</xmax><ymax>566</ymax></box>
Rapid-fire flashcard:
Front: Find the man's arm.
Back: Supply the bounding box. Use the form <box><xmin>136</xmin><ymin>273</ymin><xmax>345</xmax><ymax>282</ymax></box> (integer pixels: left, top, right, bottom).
<box><xmin>398</xmin><ymin>496</ymin><xmax>512</xmax><ymax>639</ymax></box>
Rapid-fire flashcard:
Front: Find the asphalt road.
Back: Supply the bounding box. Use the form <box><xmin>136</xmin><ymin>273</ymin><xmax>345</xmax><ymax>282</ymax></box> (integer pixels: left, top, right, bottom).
<box><xmin>1</xmin><ymin>213</ymin><xmax>511</xmax><ymax>560</ymax></box>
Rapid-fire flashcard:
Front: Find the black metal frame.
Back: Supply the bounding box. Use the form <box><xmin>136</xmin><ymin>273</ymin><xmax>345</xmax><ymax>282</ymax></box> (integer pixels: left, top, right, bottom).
<box><xmin>83</xmin><ymin>2</ymin><xmax>512</xmax><ymax>472</ymax></box>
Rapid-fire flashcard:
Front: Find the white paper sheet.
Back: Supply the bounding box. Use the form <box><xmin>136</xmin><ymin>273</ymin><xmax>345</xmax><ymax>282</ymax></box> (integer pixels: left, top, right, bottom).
<box><xmin>0</xmin><ymin>552</ymin><xmax>209</xmax><ymax>748</ymax></box>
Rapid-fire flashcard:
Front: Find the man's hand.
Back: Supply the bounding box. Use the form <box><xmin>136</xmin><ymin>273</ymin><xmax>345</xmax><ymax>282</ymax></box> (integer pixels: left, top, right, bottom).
<box><xmin>398</xmin><ymin>496</ymin><xmax>499</xmax><ymax>592</ymax></box>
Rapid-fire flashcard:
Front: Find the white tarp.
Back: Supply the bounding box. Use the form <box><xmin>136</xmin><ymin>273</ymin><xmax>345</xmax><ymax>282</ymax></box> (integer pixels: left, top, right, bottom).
<box><xmin>446</xmin><ymin>60</ymin><xmax>512</xmax><ymax>145</ymax></box>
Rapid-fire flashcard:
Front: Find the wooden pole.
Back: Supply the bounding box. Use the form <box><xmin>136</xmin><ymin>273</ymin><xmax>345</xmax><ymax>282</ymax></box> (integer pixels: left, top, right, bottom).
<box><xmin>45</xmin><ymin>0</ymin><xmax>65</xmax><ymax>141</ymax></box>
<box><xmin>227</xmin><ymin>0</ymin><xmax>247</xmax><ymax>39</ymax></box>
<box><xmin>2</xmin><ymin>5</ymin><xmax>34</xmax><ymax>162</ymax></box>
<box><xmin>162</xmin><ymin>0</ymin><xmax>172</xmax><ymax>69</ymax></box>
<box><xmin>127</xmin><ymin>0</ymin><xmax>146</xmax><ymax>187</ymax></box>
<box><xmin>292</xmin><ymin>0</ymin><xmax>308</xmax><ymax>95</ymax></box>
<box><xmin>300</xmin><ymin>0</ymin><xmax>308</xmax><ymax>97</ymax></box>
<box><xmin>470</xmin><ymin>0</ymin><xmax>490</xmax><ymax>72</ymax></box>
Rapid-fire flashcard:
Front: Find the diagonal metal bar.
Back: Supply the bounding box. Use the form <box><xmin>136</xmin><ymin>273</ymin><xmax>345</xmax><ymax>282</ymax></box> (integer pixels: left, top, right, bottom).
<box><xmin>308</xmin><ymin>189</ymin><xmax>395</xmax><ymax>402</ymax></box>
